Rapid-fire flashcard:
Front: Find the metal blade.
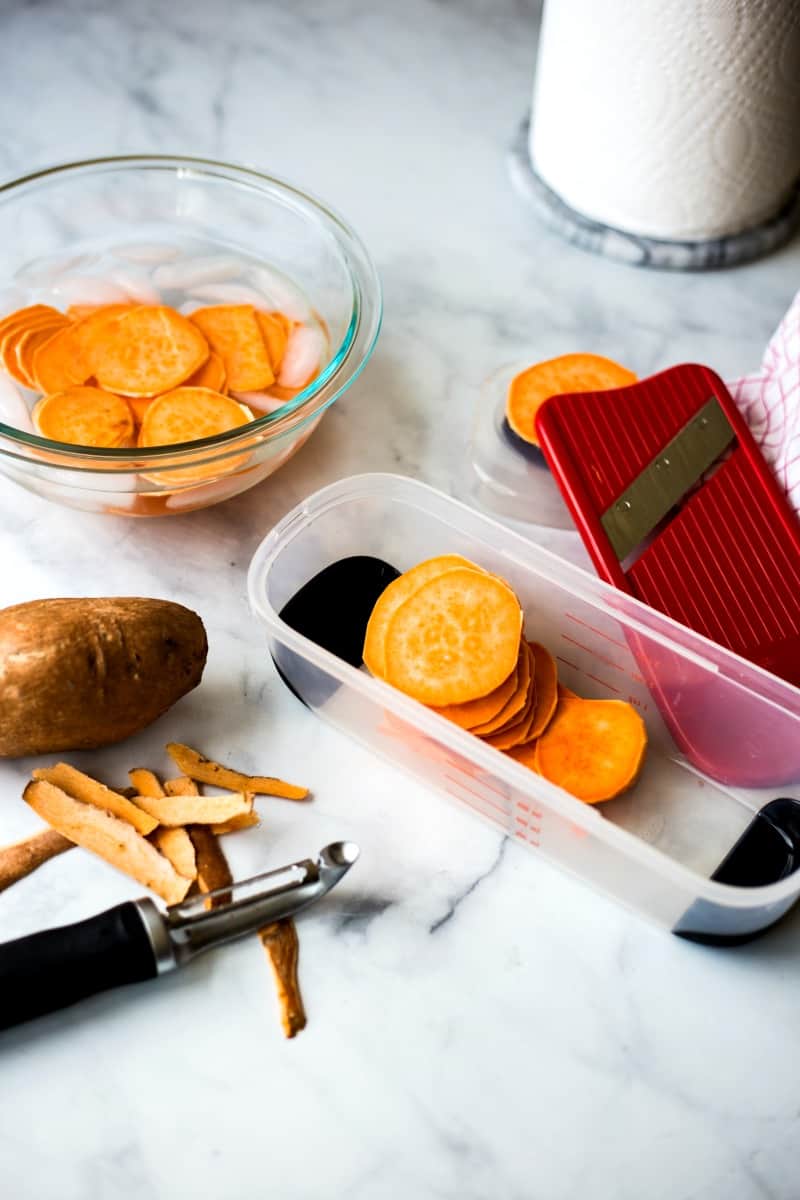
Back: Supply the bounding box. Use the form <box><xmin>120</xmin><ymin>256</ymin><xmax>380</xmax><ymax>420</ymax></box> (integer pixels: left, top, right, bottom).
<box><xmin>163</xmin><ymin>841</ymin><xmax>359</xmax><ymax>965</ymax></box>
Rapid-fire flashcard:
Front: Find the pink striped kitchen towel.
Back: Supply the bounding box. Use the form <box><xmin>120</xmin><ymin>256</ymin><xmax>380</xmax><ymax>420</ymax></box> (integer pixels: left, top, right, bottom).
<box><xmin>728</xmin><ymin>289</ymin><xmax>800</xmax><ymax>514</ymax></box>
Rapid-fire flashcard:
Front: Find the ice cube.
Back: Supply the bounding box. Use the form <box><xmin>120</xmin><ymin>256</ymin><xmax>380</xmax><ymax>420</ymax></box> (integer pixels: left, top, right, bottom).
<box><xmin>186</xmin><ymin>283</ymin><xmax>270</xmax><ymax>306</ymax></box>
<box><xmin>112</xmin><ymin>242</ymin><xmax>182</xmax><ymax>264</ymax></box>
<box><xmin>108</xmin><ymin>271</ymin><xmax>162</xmax><ymax>305</ymax></box>
<box><xmin>50</xmin><ymin>277</ymin><xmax>131</xmax><ymax>305</ymax></box>
<box><xmin>278</xmin><ymin>325</ymin><xmax>326</xmax><ymax>389</ymax></box>
<box><xmin>250</xmin><ymin>266</ymin><xmax>311</xmax><ymax>321</ymax></box>
<box><xmin>0</xmin><ymin>375</ymin><xmax>34</xmax><ymax>433</ymax></box>
<box><xmin>152</xmin><ymin>256</ymin><xmax>243</xmax><ymax>290</ymax></box>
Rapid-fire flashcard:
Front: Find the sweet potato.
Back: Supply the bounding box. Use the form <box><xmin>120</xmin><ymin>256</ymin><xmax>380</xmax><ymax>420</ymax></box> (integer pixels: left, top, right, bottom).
<box><xmin>431</xmin><ymin>647</ymin><xmax>521</xmax><ymax>730</ymax></box>
<box><xmin>91</xmin><ymin>305</ymin><xmax>209</xmax><ymax>396</ymax></box>
<box><xmin>506</xmin><ymin>353</ymin><xmax>637</xmax><ymax>447</ymax></box>
<box><xmin>363</xmin><ymin>555</ymin><xmax>484</xmax><ymax>678</ymax></box>
<box><xmin>533</xmin><ymin>697</ymin><xmax>647</xmax><ymax>803</ymax></box>
<box><xmin>189</xmin><ymin>305</ymin><xmax>274</xmax><ymax>392</ymax></box>
<box><xmin>384</xmin><ymin>569</ymin><xmax>523</xmax><ymax>706</ymax></box>
<box><xmin>0</xmin><ymin>598</ymin><xmax>207</xmax><ymax>758</ymax></box>
<box><xmin>470</xmin><ymin>641</ymin><xmax>532</xmax><ymax>735</ymax></box>
<box><xmin>15</xmin><ymin>322</ymin><xmax>71</xmax><ymax>387</ymax></box>
<box><xmin>32</xmin><ymin>323</ymin><xmax>93</xmax><ymax>394</ymax></box>
<box><xmin>33</xmin><ymin>386</ymin><xmax>135</xmax><ymax>448</ymax></box>
<box><xmin>138</xmin><ymin>386</ymin><xmax>250</xmax><ymax>447</ymax></box>
<box><xmin>185</xmin><ymin>350</ymin><xmax>227</xmax><ymax>392</ymax></box>
<box><xmin>255</xmin><ymin>311</ymin><xmax>290</xmax><ymax>373</ymax></box>
<box><xmin>210</xmin><ymin>811</ymin><xmax>260</xmax><ymax>835</ymax></box>
<box><xmin>528</xmin><ymin>641</ymin><xmax>559</xmax><ymax>739</ymax></box>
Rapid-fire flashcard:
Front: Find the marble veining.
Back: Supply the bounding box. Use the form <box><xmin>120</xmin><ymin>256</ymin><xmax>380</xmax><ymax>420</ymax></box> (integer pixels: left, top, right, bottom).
<box><xmin>1</xmin><ymin>2</ymin><xmax>800</xmax><ymax>1198</ymax></box>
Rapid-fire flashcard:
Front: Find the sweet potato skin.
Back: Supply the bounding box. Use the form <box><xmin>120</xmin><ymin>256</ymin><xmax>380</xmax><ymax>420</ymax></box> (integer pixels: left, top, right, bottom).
<box><xmin>0</xmin><ymin>598</ymin><xmax>207</xmax><ymax>757</ymax></box>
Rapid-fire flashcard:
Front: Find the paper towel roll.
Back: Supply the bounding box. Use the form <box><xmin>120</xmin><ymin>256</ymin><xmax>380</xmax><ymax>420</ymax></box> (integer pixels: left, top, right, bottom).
<box><xmin>530</xmin><ymin>0</ymin><xmax>800</xmax><ymax>241</ymax></box>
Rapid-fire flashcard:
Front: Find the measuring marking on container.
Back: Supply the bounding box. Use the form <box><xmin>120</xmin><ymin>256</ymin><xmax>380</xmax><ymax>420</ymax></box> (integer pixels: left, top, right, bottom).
<box><xmin>584</xmin><ymin>671</ymin><xmax>623</xmax><ymax>694</ymax></box>
<box><xmin>564</xmin><ymin>611</ymin><xmax>628</xmax><ymax>652</ymax></box>
<box><xmin>561</xmin><ymin>632</ymin><xmax>636</xmax><ymax>678</ymax></box>
<box><xmin>443</xmin><ymin>773</ymin><xmax>510</xmax><ymax>820</ymax></box>
<box><xmin>556</xmin><ymin>655</ymin><xmax>581</xmax><ymax>673</ymax></box>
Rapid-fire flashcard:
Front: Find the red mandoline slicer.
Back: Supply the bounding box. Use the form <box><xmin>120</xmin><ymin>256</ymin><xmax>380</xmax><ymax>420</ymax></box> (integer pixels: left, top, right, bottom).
<box><xmin>535</xmin><ymin>363</ymin><xmax>800</xmax><ymax>786</ymax></box>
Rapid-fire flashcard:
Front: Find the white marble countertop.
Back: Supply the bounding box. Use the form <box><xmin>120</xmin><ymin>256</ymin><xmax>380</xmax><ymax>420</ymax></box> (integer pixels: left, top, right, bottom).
<box><xmin>2</xmin><ymin>2</ymin><xmax>800</xmax><ymax>1198</ymax></box>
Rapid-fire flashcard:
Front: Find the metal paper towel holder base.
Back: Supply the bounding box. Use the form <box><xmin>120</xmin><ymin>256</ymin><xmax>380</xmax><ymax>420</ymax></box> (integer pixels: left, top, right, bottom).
<box><xmin>509</xmin><ymin>114</ymin><xmax>800</xmax><ymax>272</ymax></box>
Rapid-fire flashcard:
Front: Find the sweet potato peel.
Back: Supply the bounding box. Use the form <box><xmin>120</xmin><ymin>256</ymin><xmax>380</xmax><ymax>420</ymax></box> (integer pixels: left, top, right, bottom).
<box><xmin>166</xmin><ymin>743</ymin><xmax>308</xmax><ymax>800</ymax></box>
<box><xmin>24</xmin><ymin>779</ymin><xmax>191</xmax><ymax>904</ymax></box>
<box><xmin>32</xmin><ymin>764</ymin><xmax>157</xmax><ymax>835</ymax></box>
<box><xmin>0</xmin><ymin>828</ymin><xmax>73</xmax><ymax>893</ymax></box>
<box><xmin>187</xmin><ymin>826</ymin><xmax>233</xmax><ymax>908</ymax></box>
<box><xmin>15</xmin><ymin>743</ymin><xmax>312</xmax><ymax>1036</ymax></box>
<box><xmin>259</xmin><ymin>919</ymin><xmax>307</xmax><ymax>1039</ymax></box>
<box><xmin>132</xmin><ymin>789</ymin><xmax>252</xmax><ymax>827</ymax></box>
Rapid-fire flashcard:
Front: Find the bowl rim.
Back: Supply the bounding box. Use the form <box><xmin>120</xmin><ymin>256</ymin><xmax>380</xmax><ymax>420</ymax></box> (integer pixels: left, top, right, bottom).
<box><xmin>0</xmin><ymin>154</ymin><xmax>382</xmax><ymax>469</ymax></box>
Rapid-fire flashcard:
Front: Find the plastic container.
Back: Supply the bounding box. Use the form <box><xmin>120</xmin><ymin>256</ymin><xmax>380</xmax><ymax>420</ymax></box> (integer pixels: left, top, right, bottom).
<box><xmin>248</xmin><ymin>473</ymin><xmax>800</xmax><ymax>941</ymax></box>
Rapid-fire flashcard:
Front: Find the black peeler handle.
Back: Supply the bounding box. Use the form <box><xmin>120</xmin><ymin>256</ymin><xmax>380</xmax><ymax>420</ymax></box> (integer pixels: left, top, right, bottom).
<box><xmin>0</xmin><ymin>902</ymin><xmax>158</xmax><ymax>1031</ymax></box>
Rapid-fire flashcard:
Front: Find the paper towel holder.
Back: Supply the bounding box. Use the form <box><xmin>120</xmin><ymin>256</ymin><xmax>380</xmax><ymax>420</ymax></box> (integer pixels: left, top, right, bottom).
<box><xmin>510</xmin><ymin>113</ymin><xmax>800</xmax><ymax>272</ymax></box>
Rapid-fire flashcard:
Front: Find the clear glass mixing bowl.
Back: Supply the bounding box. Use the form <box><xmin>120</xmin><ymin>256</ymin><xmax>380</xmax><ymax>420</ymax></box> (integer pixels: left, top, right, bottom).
<box><xmin>0</xmin><ymin>155</ymin><xmax>382</xmax><ymax>515</ymax></box>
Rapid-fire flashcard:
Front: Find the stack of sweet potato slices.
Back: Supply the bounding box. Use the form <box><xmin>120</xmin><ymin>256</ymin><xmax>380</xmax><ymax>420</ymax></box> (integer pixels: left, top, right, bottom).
<box><xmin>363</xmin><ymin>555</ymin><xmax>647</xmax><ymax>804</ymax></box>
<box><xmin>0</xmin><ymin>300</ymin><xmax>321</xmax><ymax>450</ymax></box>
<box><xmin>2</xmin><ymin>743</ymin><xmax>310</xmax><ymax>1037</ymax></box>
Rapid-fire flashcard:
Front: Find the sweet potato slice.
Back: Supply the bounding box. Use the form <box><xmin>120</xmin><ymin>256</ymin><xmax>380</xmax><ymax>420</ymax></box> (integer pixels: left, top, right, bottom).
<box><xmin>33</xmin><ymin>385</ymin><xmax>134</xmax><ymax>448</ymax></box>
<box><xmin>255</xmin><ymin>311</ymin><xmax>290</xmax><ymax>373</ymax></box>
<box><xmin>431</xmin><ymin>650</ymin><xmax>521</xmax><ymax>730</ymax></box>
<box><xmin>363</xmin><ymin>555</ymin><xmax>483</xmax><ymax>678</ymax></box>
<box><xmin>189</xmin><ymin>305</ymin><xmax>274</xmax><ymax>392</ymax></box>
<box><xmin>127</xmin><ymin>395</ymin><xmax>153</xmax><ymax>424</ymax></box>
<box><xmin>505</xmin><ymin>740</ymin><xmax>539</xmax><ymax>770</ymax></box>
<box><xmin>0</xmin><ymin>828</ymin><xmax>73</xmax><ymax>893</ymax></box>
<box><xmin>32</xmin><ymin>323</ymin><xmax>93</xmax><ymax>393</ymax></box>
<box><xmin>128</xmin><ymin>767</ymin><xmax>164</xmax><ymax>798</ymax></box>
<box><xmin>384</xmin><ymin>568</ymin><xmax>523</xmax><ymax>706</ymax></box>
<box><xmin>132</xmin><ymin>789</ymin><xmax>252</xmax><ymax>827</ymax></box>
<box><xmin>506</xmin><ymin>353</ymin><xmax>637</xmax><ymax>447</ymax></box>
<box><xmin>211</xmin><ymin>810</ymin><xmax>260</xmax><ymax>835</ymax></box>
<box><xmin>32</xmin><ymin>763</ymin><xmax>157</xmax><ymax>835</ymax></box>
<box><xmin>187</xmin><ymin>826</ymin><xmax>232</xmax><ymax>907</ymax></box>
<box><xmin>166</xmin><ymin>742</ymin><xmax>308</xmax><ymax>800</ymax></box>
<box><xmin>150</xmin><ymin>826</ymin><xmax>197</xmax><ymax>880</ymax></box>
<box><xmin>0</xmin><ymin>304</ymin><xmax>63</xmax><ymax>340</ymax></box>
<box><xmin>185</xmin><ymin>350</ymin><xmax>227</xmax><ymax>392</ymax></box>
<box><xmin>2</xmin><ymin>319</ymin><xmax>68</xmax><ymax>386</ymax></box>
<box><xmin>480</xmin><ymin>650</ymin><xmax>538</xmax><ymax>749</ymax></box>
<box><xmin>138</xmin><ymin>386</ymin><xmax>250</xmax><ymax>447</ymax></box>
<box><xmin>528</xmin><ymin>641</ymin><xmax>559</xmax><ymax>739</ymax></box>
<box><xmin>259</xmin><ymin>919</ymin><xmax>307</xmax><ymax>1039</ymax></box>
<box><xmin>15</xmin><ymin>321</ymin><xmax>71</xmax><ymax>386</ymax></box>
<box><xmin>92</xmin><ymin>305</ymin><xmax>209</xmax><ymax>396</ymax></box>
<box><xmin>74</xmin><ymin>303</ymin><xmax>134</xmax><ymax>365</ymax></box>
<box><xmin>24</xmin><ymin>779</ymin><xmax>191</xmax><ymax>904</ymax></box>
<box><xmin>470</xmin><ymin>639</ymin><xmax>532</xmax><ymax>735</ymax></box>
<box><xmin>533</xmin><ymin>697</ymin><xmax>647</xmax><ymax>804</ymax></box>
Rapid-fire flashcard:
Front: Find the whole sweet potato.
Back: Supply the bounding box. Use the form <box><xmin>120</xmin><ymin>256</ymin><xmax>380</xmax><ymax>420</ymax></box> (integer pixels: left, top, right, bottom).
<box><xmin>0</xmin><ymin>598</ymin><xmax>207</xmax><ymax>757</ymax></box>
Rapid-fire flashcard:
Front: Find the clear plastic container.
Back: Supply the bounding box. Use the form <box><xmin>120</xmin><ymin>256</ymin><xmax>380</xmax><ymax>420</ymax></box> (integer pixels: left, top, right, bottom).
<box><xmin>248</xmin><ymin>473</ymin><xmax>800</xmax><ymax>940</ymax></box>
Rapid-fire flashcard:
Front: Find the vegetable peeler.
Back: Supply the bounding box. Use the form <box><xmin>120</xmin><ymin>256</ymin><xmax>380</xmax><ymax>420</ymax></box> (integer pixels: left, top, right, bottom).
<box><xmin>0</xmin><ymin>841</ymin><xmax>359</xmax><ymax>1031</ymax></box>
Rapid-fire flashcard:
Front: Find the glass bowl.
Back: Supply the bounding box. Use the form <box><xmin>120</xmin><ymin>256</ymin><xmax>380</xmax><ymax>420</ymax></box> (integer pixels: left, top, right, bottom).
<box><xmin>0</xmin><ymin>155</ymin><xmax>381</xmax><ymax>515</ymax></box>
